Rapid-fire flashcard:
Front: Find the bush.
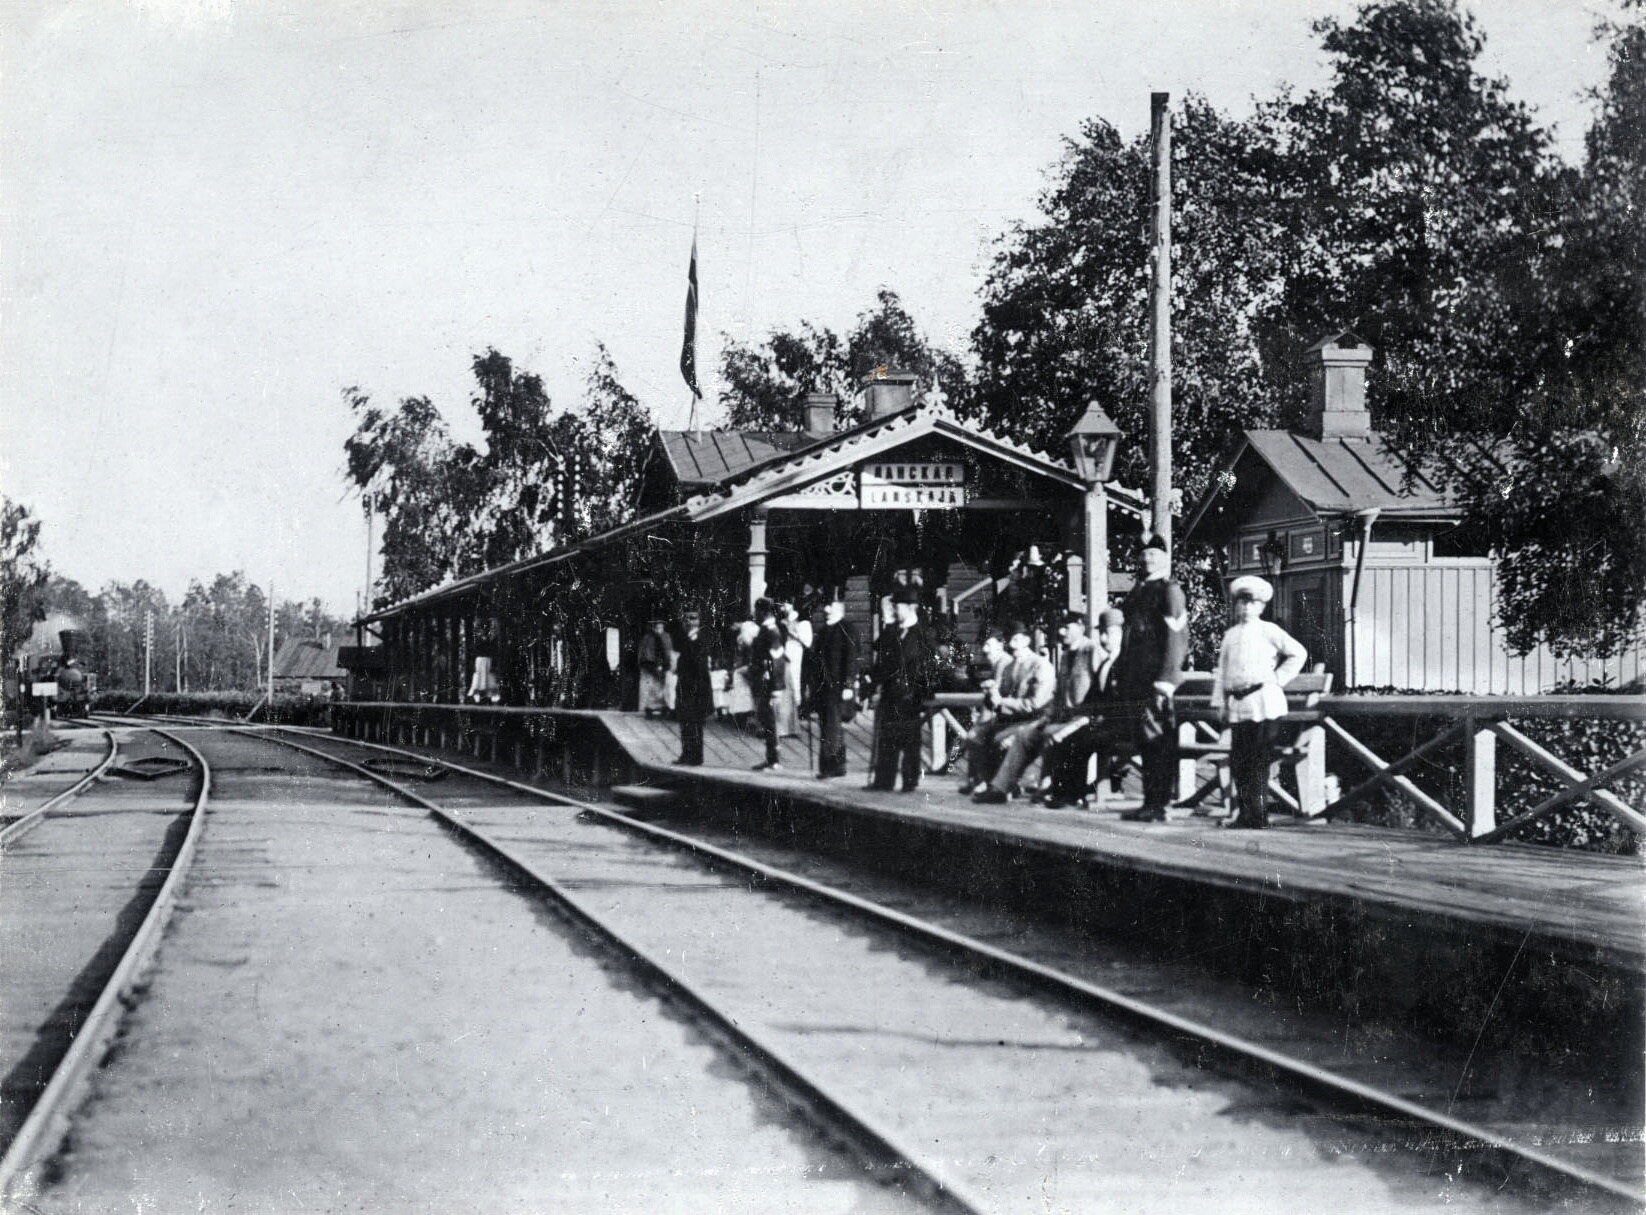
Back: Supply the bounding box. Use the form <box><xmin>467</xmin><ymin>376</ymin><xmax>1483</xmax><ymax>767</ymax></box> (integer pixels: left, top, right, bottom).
<box><xmin>91</xmin><ymin>690</ymin><xmax>335</xmax><ymax>728</ymax></box>
<box><xmin>1328</xmin><ymin>686</ymin><xmax>1644</xmax><ymax>854</ymax></box>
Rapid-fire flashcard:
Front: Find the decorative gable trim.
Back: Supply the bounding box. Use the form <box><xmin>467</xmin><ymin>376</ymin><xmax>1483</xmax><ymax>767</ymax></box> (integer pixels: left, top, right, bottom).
<box><xmin>682</xmin><ymin>405</ymin><xmax>1087</xmax><ymax>522</ymax></box>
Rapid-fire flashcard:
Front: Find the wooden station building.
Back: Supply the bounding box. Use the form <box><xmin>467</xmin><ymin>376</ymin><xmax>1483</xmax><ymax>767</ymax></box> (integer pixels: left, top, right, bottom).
<box><xmin>1184</xmin><ymin>333</ymin><xmax>1646</xmax><ymax>693</ymax></box>
<box><xmin>354</xmin><ymin>372</ymin><xmax>1145</xmax><ymax>706</ymax></box>
<box><xmin>352</xmin><ymin>333</ymin><xmax>1642</xmax><ymax>705</ymax></box>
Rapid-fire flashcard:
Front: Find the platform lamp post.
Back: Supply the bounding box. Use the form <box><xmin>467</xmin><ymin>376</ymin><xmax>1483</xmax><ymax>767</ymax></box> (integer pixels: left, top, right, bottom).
<box><xmin>1067</xmin><ymin>404</ymin><xmax>1123</xmax><ymax>634</ymax></box>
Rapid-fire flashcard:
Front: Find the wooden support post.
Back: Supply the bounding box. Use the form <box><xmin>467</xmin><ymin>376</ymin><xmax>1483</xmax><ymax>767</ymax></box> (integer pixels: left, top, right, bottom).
<box><xmin>928</xmin><ymin>710</ymin><xmax>947</xmax><ymax>775</ymax></box>
<box><xmin>1177</xmin><ymin>720</ymin><xmax>1197</xmax><ymax>804</ymax></box>
<box><xmin>1296</xmin><ymin>723</ymin><xmax>1327</xmax><ymax>818</ymax></box>
<box><xmin>1084</xmin><ymin>483</ymin><xmax>1107</xmax><ymax>630</ymax></box>
<box><xmin>1465</xmin><ymin>719</ymin><xmax>1496</xmax><ymax>838</ymax></box>
<box><xmin>1485</xmin><ymin>723</ymin><xmax>1646</xmax><ymax>838</ymax></box>
<box><xmin>747</xmin><ymin>509</ymin><xmax>769</xmax><ymax>612</ymax></box>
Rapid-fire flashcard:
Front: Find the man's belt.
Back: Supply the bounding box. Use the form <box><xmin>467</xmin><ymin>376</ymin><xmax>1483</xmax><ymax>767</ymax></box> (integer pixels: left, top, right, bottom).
<box><xmin>1228</xmin><ymin>682</ymin><xmax>1268</xmax><ymax>700</ymax></box>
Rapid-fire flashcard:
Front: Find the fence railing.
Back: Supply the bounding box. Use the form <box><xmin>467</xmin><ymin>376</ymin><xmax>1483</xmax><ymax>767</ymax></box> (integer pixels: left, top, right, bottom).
<box><xmin>1270</xmin><ymin>694</ymin><xmax>1643</xmax><ymax>842</ymax></box>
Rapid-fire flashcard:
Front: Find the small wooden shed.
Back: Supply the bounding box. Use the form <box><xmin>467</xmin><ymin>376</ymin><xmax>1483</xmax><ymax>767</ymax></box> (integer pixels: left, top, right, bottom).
<box><xmin>1184</xmin><ymin>333</ymin><xmax>1645</xmax><ymax>693</ymax></box>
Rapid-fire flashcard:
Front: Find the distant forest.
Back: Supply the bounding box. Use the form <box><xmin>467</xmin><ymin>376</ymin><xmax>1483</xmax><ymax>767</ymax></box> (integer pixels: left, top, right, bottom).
<box><xmin>1</xmin><ymin>496</ymin><xmax>345</xmax><ymax>692</ymax></box>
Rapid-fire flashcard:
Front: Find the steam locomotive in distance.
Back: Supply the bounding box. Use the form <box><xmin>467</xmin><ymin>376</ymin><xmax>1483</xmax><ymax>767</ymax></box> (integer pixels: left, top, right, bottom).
<box><xmin>21</xmin><ymin>629</ymin><xmax>96</xmax><ymax>718</ymax></box>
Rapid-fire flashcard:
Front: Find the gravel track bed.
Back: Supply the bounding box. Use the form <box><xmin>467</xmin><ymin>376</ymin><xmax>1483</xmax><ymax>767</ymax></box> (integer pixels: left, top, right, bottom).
<box><xmin>22</xmin><ymin>730</ymin><xmax>926</xmax><ymax>1215</ymax></box>
<box><xmin>290</xmin><ymin>731</ymin><xmax>1560</xmax><ymax>1213</ymax></box>
<box><xmin>0</xmin><ymin>730</ymin><xmax>196</xmax><ymax>1151</ymax></box>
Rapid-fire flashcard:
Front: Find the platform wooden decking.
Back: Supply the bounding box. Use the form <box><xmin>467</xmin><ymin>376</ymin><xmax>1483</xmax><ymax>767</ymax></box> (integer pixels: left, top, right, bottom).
<box><xmin>599</xmin><ymin>709</ymin><xmax>1645</xmax><ymax>970</ymax></box>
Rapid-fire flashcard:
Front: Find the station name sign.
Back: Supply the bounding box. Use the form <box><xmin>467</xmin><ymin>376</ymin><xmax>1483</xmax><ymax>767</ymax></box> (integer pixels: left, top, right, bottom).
<box><xmin>860</xmin><ymin>461</ymin><xmax>966</xmax><ymax>508</ymax></box>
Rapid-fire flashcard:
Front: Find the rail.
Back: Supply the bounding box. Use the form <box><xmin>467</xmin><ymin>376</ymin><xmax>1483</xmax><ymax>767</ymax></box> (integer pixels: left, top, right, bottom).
<box><xmin>0</xmin><ymin>727</ymin><xmax>211</xmax><ymax>1196</ymax></box>
<box><xmin>258</xmin><ymin>724</ymin><xmax>1639</xmax><ymax>1207</ymax></box>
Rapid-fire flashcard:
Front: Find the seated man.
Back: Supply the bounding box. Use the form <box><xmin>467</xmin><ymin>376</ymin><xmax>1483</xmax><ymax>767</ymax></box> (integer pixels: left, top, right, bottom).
<box><xmin>956</xmin><ymin>629</ymin><xmax>1009</xmax><ymax>792</ymax></box>
<box><xmin>961</xmin><ymin>621</ymin><xmax>1053</xmax><ymax>794</ymax></box>
<box><xmin>975</xmin><ymin>612</ymin><xmax>1091</xmax><ymax>804</ymax></box>
<box><xmin>1041</xmin><ymin>607</ymin><xmax>1125</xmax><ymax>808</ymax></box>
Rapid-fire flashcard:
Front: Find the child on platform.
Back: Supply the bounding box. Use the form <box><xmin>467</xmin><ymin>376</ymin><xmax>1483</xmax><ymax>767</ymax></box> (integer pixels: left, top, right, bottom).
<box><xmin>1212</xmin><ymin>575</ymin><xmax>1307</xmax><ymax>829</ymax></box>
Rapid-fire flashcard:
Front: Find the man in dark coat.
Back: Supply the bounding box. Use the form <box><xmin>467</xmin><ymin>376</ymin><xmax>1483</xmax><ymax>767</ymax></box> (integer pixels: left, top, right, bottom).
<box><xmin>1041</xmin><ymin>606</ymin><xmax>1125</xmax><ymax>807</ymax></box>
<box><xmin>748</xmin><ymin>598</ymin><xmax>787</xmax><ymax>770</ymax></box>
<box><xmin>673</xmin><ymin>608</ymin><xmax>715</xmax><ymax>766</ymax></box>
<box><xmin>809</xmin><ymin>592</ymin><xmax>858</xmax><ymax>778</ymax></box>
<box><xmin>867</xmin><ymin>586</ymin><xmax>937</xmax><ymax>793</ymax></box>
<box><xmin>1112</xmin><ymin>534</ymin><xmax>1189</xmax><ymax>821</ymax></box>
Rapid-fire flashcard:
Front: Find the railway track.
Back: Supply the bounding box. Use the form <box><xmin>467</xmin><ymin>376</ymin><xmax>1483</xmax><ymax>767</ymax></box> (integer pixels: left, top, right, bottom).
<box><xmin>0</xmin><ymin>726</ymin><xmax>211</xmax><ymax>1198</ymax></box>
<box><xmin>1</xmin><ymin>726</ymin><xmax>119</xmax><ymax>843</ymax></box>
<box><xmin>235</xmin><ymin>723</ymin><xmax>1637</xmax><ymax>1212</ymax></box>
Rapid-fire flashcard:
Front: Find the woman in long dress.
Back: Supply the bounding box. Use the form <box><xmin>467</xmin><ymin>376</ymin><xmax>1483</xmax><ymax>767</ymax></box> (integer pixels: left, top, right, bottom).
<box><xmin>727</xmin><ymin>619</ymin><xmax>759</xmax><ymax>725</ymax></box>
<box><xmin>637</xmin><ymin>619</ymin><xmax>674</xmax><ymax>716</ymax></box>
<box><xmin>776</xmin><ymin>602</ymin><xmax>811</xmax><ymax>738</ymax></box>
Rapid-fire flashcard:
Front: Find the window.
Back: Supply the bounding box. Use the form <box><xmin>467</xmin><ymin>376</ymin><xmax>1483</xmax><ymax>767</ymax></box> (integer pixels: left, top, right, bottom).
<box><xmin>1432</xmin><ymin>521</ymin><xmax>1491</xmax><ymax>559</ymax></box>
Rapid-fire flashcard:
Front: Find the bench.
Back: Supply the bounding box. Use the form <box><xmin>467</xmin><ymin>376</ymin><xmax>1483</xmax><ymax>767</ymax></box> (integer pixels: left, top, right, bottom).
<box><xmin>923</xmin><ymin>670</ymin><xmax>1332</xmax><ymax>815</ymax></box>
<box><xmin>1170</xmin><ymin>670</ymin><xmax>1333</xmax><ymax>816</ymax></box>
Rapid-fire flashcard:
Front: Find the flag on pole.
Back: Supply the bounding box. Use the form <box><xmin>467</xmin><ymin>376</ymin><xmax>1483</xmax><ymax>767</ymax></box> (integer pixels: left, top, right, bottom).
<box><xmin>680</xmin><ymin>231</ymin><xmax>702</xmax><ymax>404</ymax></box>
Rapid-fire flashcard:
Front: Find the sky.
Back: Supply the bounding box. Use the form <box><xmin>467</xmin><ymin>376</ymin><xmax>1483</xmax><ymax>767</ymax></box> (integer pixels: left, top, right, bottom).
<box><xmin>0</xmin><ymin>0</ymin><xmax>1623</xmax><ymax>616</ymax></box>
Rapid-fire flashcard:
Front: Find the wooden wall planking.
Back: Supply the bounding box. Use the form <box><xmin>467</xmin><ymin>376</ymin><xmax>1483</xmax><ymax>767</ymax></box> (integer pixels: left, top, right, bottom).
<box><xmin>1350</xmin><ymin>563</ymin><xmax>1645</xmax><ymax>692</ymax></box>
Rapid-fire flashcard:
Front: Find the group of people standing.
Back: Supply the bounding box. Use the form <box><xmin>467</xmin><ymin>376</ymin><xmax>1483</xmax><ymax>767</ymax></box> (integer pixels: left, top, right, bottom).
<box><xmin>664</xmin><ymin>533</ymin><xmax>1307</xmax><ymax>829</ymax></box>
<box><xmin>665</xmin><ymin>594</ymin><xmax>860</xmax><ymax>778</ymax></box>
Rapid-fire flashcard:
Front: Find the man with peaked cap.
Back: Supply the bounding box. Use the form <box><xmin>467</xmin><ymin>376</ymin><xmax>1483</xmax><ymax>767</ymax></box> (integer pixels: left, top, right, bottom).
<box><xmin>1213</xmin><ymin>574</ymin><xmax>1307</xmax><ymax>828</ymax></box>
<box><xmin>673</xmin><ymin>608</ymin><xmax>715</xmax><ymax>766</ymax></box>
<box><xmin>1113</xmin><ymin>534</ymin><xmax>1189</xmax><ymax>822</ymax></box>
<box><xmin>867</xmin><ymin>585</ymin><xmax>937</xmax><ymax>792</ymax></box>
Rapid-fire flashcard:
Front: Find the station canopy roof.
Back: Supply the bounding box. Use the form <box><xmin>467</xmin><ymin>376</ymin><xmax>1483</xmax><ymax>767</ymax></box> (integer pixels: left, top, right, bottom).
<box><xmin>360</xmin><ymin>400</ymin><xmax>1145</xmax><ymax>625</ymax></box>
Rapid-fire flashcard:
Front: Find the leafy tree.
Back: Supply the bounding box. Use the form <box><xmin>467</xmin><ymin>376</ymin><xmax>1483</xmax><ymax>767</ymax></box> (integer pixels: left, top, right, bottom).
<box><xmin>970</xmin><ymin>97</ymin><xmax>1285</xmax><ymax>505</ymax></box>
<box><xmin>569</xmin><ymin>344</ymin><xmax>657</xmax><ymax>534</ymax></box>
<box><xmin>345</xmin><ymin>347</ymin><xmax>656</xmax><ymax>607</ymax></box>
<box><xmin>1433</xmin><ymin>13</ymin><xmax>1646</xmax><ymax>657</ymax></box>
<box><xmin>1255</xmin><ymin>0</ymin><xmax>1557</xmax><ymax>438</ymax></box>
<box><xmin>1</xmin><ymin>497</ymin><xmax>50</xmax><ymax>665</ymax></box>
<box><xmin>99</xmin><ymin>580</ymin><xmax>174</xmax><ymax>691</ymax></box>
<box><xmin>719</xmin><ymin>289</ymin><xmax>968</xmax><ymax>430</ymax></box>
<box><xmin>344</xmin><ymin>388</ymin><xmax>480</xmax><ymax>606</ymax></box>
<box><xmin>968</xmin><ymin>1</ymin><xmax>1641</xmax><ymax>659</ymax></box>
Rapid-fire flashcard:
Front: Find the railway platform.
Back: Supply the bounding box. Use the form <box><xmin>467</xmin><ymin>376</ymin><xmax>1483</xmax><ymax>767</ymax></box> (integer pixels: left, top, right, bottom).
<box><xmin>332</xmin><ymin>700</ymin><xmax>1644</xmax><ymax>1078</ymax></box>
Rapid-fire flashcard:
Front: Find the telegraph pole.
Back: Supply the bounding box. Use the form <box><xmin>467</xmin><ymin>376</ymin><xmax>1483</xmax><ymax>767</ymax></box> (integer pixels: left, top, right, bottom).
<box><xmin>267</xmin><ymin>585</ymin><xmax>276</xmax><ymax>703</ymax></box>
<box><xmin>1148</xmin><ymin>92</ymin><xmax>1173</xmax><ymax>546</ymax></box>
<box><xmin>143</xmin><ymin>610</ymin><xmax>154</xmax><ymax>696</ymax></box>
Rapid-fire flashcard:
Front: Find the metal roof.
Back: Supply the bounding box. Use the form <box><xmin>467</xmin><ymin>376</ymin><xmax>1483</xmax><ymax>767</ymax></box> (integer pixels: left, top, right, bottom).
<box><xmin>1183</xmin><ymin>428</ymin><xmax>1472</xmax><ymax>543</ymax></box>
<box><xmin>1245</xmin><ymin>430</ymin><xmax>1454</xmax><ymax>514</ymax></box>
<box><xmin>681</xmin><ymin>403</ymin><xmax>1095</xmax><ymax>521</ymax></box>
<box><xmin>272</xmin><ymin>638</ymin><xmax>346</xmax><ymax>681</ymax></box>
<box><xmin>657</xmin><ymin>430</ymin><xmax>819</xmax><ymax>485</ymax></box>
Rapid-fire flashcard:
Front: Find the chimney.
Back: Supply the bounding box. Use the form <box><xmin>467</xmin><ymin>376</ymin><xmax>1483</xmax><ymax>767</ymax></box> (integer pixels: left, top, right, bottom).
<box><xmin>861</xmin><ymin>368</ymin><xmax>918</xmax><ymax>421</ymax></box>
<box><xmin>1304</xmin><ymin>332</ymin><xmax>1374</xmax><ymax>440</ymax></box>
<box><xmin>802</xmin><ymin>391</ymin><xmax>838</xmax><ymax>436</ymax></box>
